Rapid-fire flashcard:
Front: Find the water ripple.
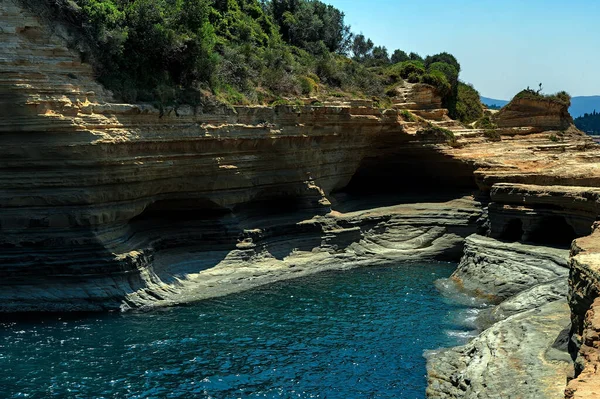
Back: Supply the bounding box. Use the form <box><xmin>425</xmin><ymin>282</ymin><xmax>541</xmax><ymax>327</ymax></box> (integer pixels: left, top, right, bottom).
<box><xmin>0</xmin><ymin>263</ymin><xmax>475</xmax><ymax>399</ymax></box>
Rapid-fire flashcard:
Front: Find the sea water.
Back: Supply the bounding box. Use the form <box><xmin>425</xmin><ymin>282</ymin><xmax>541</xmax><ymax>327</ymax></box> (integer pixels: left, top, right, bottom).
<box><xmin>0</xmin><ymin>263</ymin><xmax>478</xmax><ymax>399</ymax></box>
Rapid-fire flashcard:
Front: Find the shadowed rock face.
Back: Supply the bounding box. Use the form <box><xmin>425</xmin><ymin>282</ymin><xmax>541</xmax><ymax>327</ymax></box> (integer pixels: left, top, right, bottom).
<box><xmin>488</xmin><ymin>184</ymin><xmax>600</xmax><ymax>246</ymax></box>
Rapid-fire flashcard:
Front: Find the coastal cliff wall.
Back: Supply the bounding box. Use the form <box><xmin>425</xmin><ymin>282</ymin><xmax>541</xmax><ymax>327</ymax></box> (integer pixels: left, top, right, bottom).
<box><xmin>566</xmin><ymin>226</ymin><xmax>600</xmax><ymax>399</ymax></box>
<box><xmin>4</xmin><ymin>2</ymin><xmax>600</xmax><ymax>397</ymax></box>
<box><xmin>3</xmin><ymin>0</ymin><xmax>600</xmax><ymax>309</ymax></box>
<box><xmin>1</xmin><ymin>0</ymin><xmax>483</xmax><ymax>311</ymax></box>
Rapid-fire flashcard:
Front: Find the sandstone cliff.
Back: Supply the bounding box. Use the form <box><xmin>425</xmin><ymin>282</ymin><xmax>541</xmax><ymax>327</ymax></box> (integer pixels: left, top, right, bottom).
<box><xmin>3</xmin><ymin>1</ymin><xmax>600</xmax><ymax>398</ymax></box>
<box><xmin>0</xmin><ymin>0</ymin><xmax>484</xmax><ymax>311</ymax></box>
<box><xmin>495</xmin><ymin>93</ymin><xmax>574</xmax><ymax>131</ymax></box>
<box><xmin>566</xmin><ymin>225</ymin><xmax>600</xmax><ymax>399</ymax></box>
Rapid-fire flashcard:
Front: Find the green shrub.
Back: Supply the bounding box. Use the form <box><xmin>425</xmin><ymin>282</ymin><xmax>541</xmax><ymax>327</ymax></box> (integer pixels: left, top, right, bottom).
<box><xmin>475</xmin><ymin>115</ymin><xmax>497</xmax><ymax>129</ymax></box>
<box><xmin>484</xmin><ymin>129</ymin><xmax>501</xmax><ymax>141</ymax></box>
<box><xmin>28</xmin><ymin>0</ymin><xmax>480</xmax><ymax>108</ymax></box>
<box><xmin>399</xmin><ymin>60</ymin><xmax>426</xmax><ymax>79</ymax></box>
<box><xmin>400</xmin><ymin>110</ymin><xmax>417</xmax><ymax>122</ymax></box>
<box><xmin>216</xmin><ymin>85</ymin><xmax>249</xmax><ymax>105</ymax></box>
<box><xmin>391</xmin><ymin>49</ymin><xmax>409</xmax><ymax>64</ymax></box>
<box><xmin>385</xmin><ymin>84</ymin><xmax>400</xmax><ymax>97</ymax></box>
<box><xmin>306</xmin><ymin>72</ymin><xmax>321</xmax><ymax>84</ymax></box>
<box><xmin>553</xmin><ymin>91</ymin><xmax>571</xmax><ymax>105</ymax></box>
<box><xmin>299</xmin><ymin>76</ymin><xmax>318</xmax><ymax>95</ymax></box>
<box><xmin>373</xmin><ymin>97</ymin><xmax>392</xmax><ymax>109</ymax></box>
<box><xmin>420</xmin><ymin>71</ymin><xmax>451</xmax><ymax>96</ymax></box>
<box><xmin>418</xmin><ymin>125</ymin><xmax>457</xmax><ymax>145</ymax></box>
<box><xmin>405</xmin><ymin>72</ymin><xmax>419</xmax><ymax>83</ymax></box>
<box><xmin>428</xmin><ymin>62</ymin><xmax>458</xmax><ymax>86</ymax></box>
<box><xmin>513</xmin><ymin>89</ymin><xmax>572</xmax><ymax>106</ymax></box>
<box><xmin>424</xmin><ymin>52</ymin><xmax>461</xmax><ymax>73</ymax></box>
<box><xmin>454</xmin><ymin>82</ymin><xmax>484</xmax><ymax>123</ymax></box>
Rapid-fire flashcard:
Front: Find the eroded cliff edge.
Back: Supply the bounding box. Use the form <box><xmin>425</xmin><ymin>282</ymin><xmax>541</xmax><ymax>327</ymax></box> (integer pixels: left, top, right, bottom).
<box><xmin>3</xmin><ymin>0</ymin><xmax>600</xmax><ymax>398</ymax></box>
<box><xmin>1</xmin><ymin>0</ymin><xmax>485</xmax><ymax>311</ymax></box>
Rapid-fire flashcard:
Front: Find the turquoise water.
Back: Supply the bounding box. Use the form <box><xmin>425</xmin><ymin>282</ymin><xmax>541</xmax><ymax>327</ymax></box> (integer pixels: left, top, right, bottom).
<box><xmin>0</xmin><ymin>263</ymin><xmax>476</xmax><ymax>399</ymax></box>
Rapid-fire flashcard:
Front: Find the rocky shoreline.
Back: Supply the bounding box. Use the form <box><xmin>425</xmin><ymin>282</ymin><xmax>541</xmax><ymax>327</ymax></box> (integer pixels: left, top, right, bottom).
<box><xmin>428</xmin><ymin>235</ymin><xmax>572</xmax><ymax>399</ymax></box>
<box><xmin>2</xmin><ymin>0</ymin><xmax>600</xmax><ymax>397</ymax></box>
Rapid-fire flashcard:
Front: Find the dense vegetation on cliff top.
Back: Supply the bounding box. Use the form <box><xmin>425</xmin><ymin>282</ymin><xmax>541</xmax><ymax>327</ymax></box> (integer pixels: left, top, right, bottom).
<box><xmin>512</xmin><ymin>88</ymin><xmax>571</xmax><ymax>107</ymax></box>
<box><xmin>38</xmin><ymin>0</ymin><xmax>482</xmax><ymax>121</ymax></box>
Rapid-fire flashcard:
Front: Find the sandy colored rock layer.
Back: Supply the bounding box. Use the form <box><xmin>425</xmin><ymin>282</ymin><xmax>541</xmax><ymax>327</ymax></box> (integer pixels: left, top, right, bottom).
<box><xmin>566</xmin><ymin>225</ymin><xmax>600</xmax><ymax>399</ymax></box>
<box><xmin>495</xmin><ymin>95</ymin><xmax>573</xmax><ymax>131</ymax></box>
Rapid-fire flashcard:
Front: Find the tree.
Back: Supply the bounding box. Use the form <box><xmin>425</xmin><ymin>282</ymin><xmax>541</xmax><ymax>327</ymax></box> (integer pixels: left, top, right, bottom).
<box><xmin>454</xmin><ymin>82</ymin><xmax>483</xmax><ymax>123</ymax></box>
<box><xmin>269</xmin><ymin>0</ymin><xmax>352</xmax><ymax>54</ymax></box>
<box><xmin>391</xmin><ymin>49</ymin><xmax>409</xmax><ymax>64</ymax></box>
<box><xmin>351</xmin><ymin>33</ymin><xmax>373</xmax><ymax>62</ymax></box>
<box><xmin>424</xmin><ymin>52</ymin><xmax>460</xmax><ymax>73</ymax></box>
<box><xmin>428</xmin><ymin>62</ymin><xmax>458</xmax><ymax>87</ymax></box>
<box><xmin>371</xmin><ymin>45</ymin><xmax>390</xmax><ymax>65</ymax></box>
<box><xmin>409</xmin><ymin>52</ymin><xmax>423</xmax><ymax>62</ymax></box>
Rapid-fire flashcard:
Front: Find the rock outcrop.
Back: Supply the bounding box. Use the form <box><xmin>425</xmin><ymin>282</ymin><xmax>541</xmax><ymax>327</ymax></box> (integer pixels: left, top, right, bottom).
<box><xmin>427</xmin><ymin>234</ymin><xmax>572</xmax><ymax>399</ymax></box>
<box><xmin>428</xmin><ymin>299</ymin><xmax>572</xmax><ymax>399</ymax></box>
<box><xmin>121</xmin><ymin>196</ymin><xmax>483</xmax><ymax>310</ymax></box>
<box><xmin>566</xmin><ymin>225</ymin><xmax>600</xmax><ymax>399</ymax></box>
<box><xmin>495</xmin><ymin>94</ymin><xmax>573</xmax><ymax>131</ymax></box>
<box><xmin>428</xmin><ymin>178</ymin><xmax>600</xmax><ymax>399</ymax></box>
<box><xmin>451</xmin><ymin>234</ymin><xmax>569</xmax><ymax>300</ymax></box>
<box><xmin>488</xmin><ymin>184</ymin><xmax>600</xmax><ymax>242</ymax></box>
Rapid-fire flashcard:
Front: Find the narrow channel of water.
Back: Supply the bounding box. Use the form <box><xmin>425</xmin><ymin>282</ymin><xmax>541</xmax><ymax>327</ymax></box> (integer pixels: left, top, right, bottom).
<box><xmin>0</xmin><ymin>263</ymin><xmax>478</xmax><ymax>399</ymax></box>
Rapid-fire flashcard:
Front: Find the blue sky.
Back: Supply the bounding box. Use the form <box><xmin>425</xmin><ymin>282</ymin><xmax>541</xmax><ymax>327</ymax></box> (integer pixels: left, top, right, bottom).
<box><xmin>324</xmin><ymin>0</ymin><xmax>599</xmax><ymax>100</ymax></box>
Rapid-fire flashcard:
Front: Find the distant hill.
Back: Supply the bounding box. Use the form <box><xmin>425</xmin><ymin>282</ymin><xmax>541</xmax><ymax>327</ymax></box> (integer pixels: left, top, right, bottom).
<box><xmin>570</xmin><ymin>96</ymin><xmax>600</xmax><ymax>118</ymax></box>
<box><xmin>481</xmin><ymin>96</ymin><xmax>508</xmax><ymax>108</ymax></box>
<box><xmin>481</xmin><ymin>95</ymin><xmax>600</xmax><ymax>118</ymax></box>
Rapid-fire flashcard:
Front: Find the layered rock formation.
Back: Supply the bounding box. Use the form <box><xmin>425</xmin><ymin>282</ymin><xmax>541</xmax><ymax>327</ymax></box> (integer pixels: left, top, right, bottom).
<box><xmin>3</xmin><ymin>0</ymin><xmax>600</xmax><ymax>398</ymax></box>
<box><xmin>428</xmin><ymin>182</ymin><xmax>600</xmax><ymax>399</ymax></box>
<box><xmin>495</xmin><ymin>94</ymin><xmax>573</xmax><ymax>131</ymax></box>
<box><xmin>428</xmin><ymin>234</ymin><xmax>572</xmax><ymax>399</ymax></box>
<box><xmin>0</xmin><ymin>0</ymin><xmax>483</xmax><ymax>311</ymax></box>
<box><xmin>428</xmin><ymin>181</ymin><xmax>600</xmax><ymax>399</ymax></box>
<box><xmin>428</xmin><ymin>299</ymin><xmax>572</xmax><ymax>399</ymax></box>
<box><xmin>451</xmin><ymin>234</ymin><xmax>569</xmax><ymax>300</ymax></box>
<box><xmin>566</xmin><ymin>225</ymin><xmax>600</xmax><ymax>399</ymax></box>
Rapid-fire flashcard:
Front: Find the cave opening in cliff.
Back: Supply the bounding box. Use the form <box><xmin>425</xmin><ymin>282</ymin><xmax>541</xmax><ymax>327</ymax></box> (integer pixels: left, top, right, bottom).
<box><xmin>527</xmin><ymin>216</ymin><xmax>577</xmax><ymax>246</ymax></box>
<box><xmin>334</xmin><ymin>147</ymin><xmax>478</xmax><ymax>206</ymax></box>
<box><xmin>501</xmin><ymin>219</ymin><xmax>524</xmax><ymax>242</ymax></box>
<box><xmin>130</xmin><ymin>198</ymin><xmax>232</xmax><ymax>224</ymax></box>
<box><xmin>128</xmin><ymin>198</ymin><xmax>236</xmax><ymax>251</ymax></box>
<box><xmin>232</xmin><ymin>194</ymin><xmax>321</xmax><ymax>221</ymax></box>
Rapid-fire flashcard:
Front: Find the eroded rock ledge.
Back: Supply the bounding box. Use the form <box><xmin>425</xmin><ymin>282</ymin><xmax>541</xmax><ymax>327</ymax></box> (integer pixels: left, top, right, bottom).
<box><xmin>428</xmin><ymin>235</ymin><xmax>572</xmax><ymax>399</ymax></box>
<box><xmin>427</xmin><ymin>182</ymin><xmax>600</xmax><ymax>399</ymax></box>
